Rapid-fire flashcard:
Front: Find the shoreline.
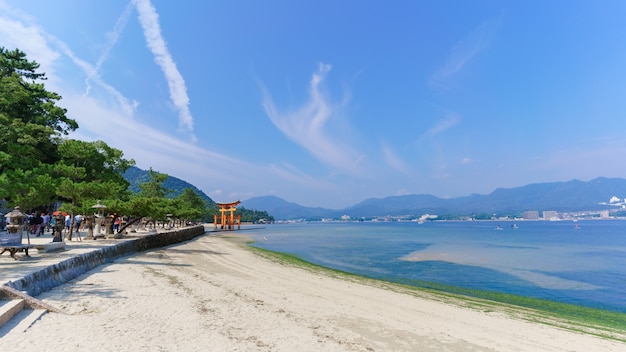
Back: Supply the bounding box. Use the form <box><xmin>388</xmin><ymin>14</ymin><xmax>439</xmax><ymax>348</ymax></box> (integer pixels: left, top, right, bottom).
<box><xmin>1</xmin><ymin>232</ymin><xmax>624</xmax><ymax>351</ymax></box>
<box><xmin>246</xmin><ymin>242</ymin><xmax>626</xmax><ymax>338</ymax></box>
<box><xmin>249</xmin><ymin>221</ymin><xmax>626</xmax><ymax>313</ymax></box>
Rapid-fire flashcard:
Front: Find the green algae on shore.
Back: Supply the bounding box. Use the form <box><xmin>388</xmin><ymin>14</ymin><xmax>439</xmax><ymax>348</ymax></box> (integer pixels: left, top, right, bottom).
<box><xmin>243</xmin><ymin>244</ymin><xmax>626</xmax><ymax>343</ymax></box>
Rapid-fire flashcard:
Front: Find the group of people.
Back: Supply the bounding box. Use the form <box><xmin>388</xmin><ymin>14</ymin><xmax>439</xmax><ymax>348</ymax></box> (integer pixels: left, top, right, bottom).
<box><xmin>26</xmin><ymin>212</ymin><xmax>50</xmax><ymax>237</ymax></box>
<box><xmin>3</xmin><ymin>211</ymin><xmax>126</xmax><ymax>237</ymax></box>
<box><xmin>25</xmin><ymin>212</ymin><xmax>86</xmax><ymax>237</ymax></box>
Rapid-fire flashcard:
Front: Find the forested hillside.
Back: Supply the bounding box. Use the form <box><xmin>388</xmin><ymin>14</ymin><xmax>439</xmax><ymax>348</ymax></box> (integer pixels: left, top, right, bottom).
<box><xmin>124</xmin><ymin>166</ymin><xmax>274</xmax><ymax>223</ymax></box>
<box><xmin>123</xmin><ymin>166</ymin><xmax>215</xmax><ymax>206</ymax></box>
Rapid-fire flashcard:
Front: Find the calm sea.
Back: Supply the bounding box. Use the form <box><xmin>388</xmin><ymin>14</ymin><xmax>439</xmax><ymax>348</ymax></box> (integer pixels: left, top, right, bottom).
<box><xmin>247</xmin><ymin>220</ymin><xmax>626</xmax><ymax>312</ymax></box>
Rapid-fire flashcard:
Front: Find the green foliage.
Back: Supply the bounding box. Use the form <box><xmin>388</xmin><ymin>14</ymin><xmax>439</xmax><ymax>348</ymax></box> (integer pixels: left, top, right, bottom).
<box><xmin>0</xmin><ymin>48</ymin><xmax>77</xmax><ymax>134</ymax></box>
<box><xmin>138</xmin><ymin>168</ymin><xmax>169</xmax><ymax>198</ymax></box>
<box><xmin>237</xmin><ymin>207</ymin><xmax>274</xmax><ymax>223</ymax></box>
<box><xmin>170</xmin><ymin>188</ymin><xmax>207</xmax><ymax>222</ymax></box>
<box><xmin>199</xmin><ymin>205</ymin><xmax>274</xmax><ymax>224</ymax></box>
<box><xmin>0</xmin><ymin>47</ymin><xmax>77</xmax><ymax>185</ymax></box>
<box><xmin>125</xmin><ymin>196</ymin><xmax>172</xmax><ymax>221</ymax></box>
<box><xmin>120</xmin><ymin>168</ymin><xmax>174</xmax><ymax>221</ymax></box>
<box><xmin>123</xmin><ymin>166</ymin><xmax>223</xmax><ymax>222</ymax></box>
<box><xmin>471</xmin><ymin>213</ymin><xmax>494</xmax><ymax>220</ymax></box>
<box><xmin>123</xmin><ymin>166</ymin><xmax>215</xmax><ymax>206</ymax></box>
<box><xmin>0</xmin><ymin>165</ymin><xmax>57</xmax><ymax>211</ymax></box>
<box><xmin>0</xmin><ymin>47</ymin><xmax>268</xmax><ymax>225</ymax></box>
<box><xmin>58</xmin><ymin>139</ymin><xmax>132</xmax><ymax>184</ymax></box>
<box><xmin>54</xmin><ymin>139</ymin><xmax>134</xmax><ymax>214</ymax></box>
<box><xmin>123</xmin><ymin>169</ymin><xmax>208</xmax><ymax>222</ymax></box>
<box><xmin>0</xmin><ymin>48</ymin><xmax>135</xmax><ymax>214</ymax></box>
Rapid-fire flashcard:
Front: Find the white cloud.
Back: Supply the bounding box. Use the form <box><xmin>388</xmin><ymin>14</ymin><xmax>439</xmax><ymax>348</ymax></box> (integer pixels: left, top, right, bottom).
<box><xmin>133</xmin><ymin>0</ymin><xmax>195</xmax><ymax>139</ymax></box>
<box><xmin>431</xmin><ymin>15</ymin><xmax>502</xmax><ymax>85</ymax></box>
<box><xmin>0</xmin><ymin>2</ymin><xmax>137</xmax><ymax>119</ymax></box>
<box><xmin>0</xmin><ymin>3</ymin><xmax>330</xmax><ymax>205</ymax></box>
<box><xmin>267</xmin><ymin>162</ymin><xmax>336</xmax><ymax>191</ymax></box>
<box><xmin>419</xmin><ymin>113</ymin><xmax>460</xmax><ymax>141</ymax></box>
<box><xmin>382</xmin><ymin>143</ymin><xmax>411</xmax><ymax>175</ymax></box>
<box><xmin>0</xmin><ymin>16</ymin><xmax>60</xmax><ymax>81</ymax></box>
<box><xmin>262</xmin><ymin>63</ymin><xmax>363</xmax><ymax>174</ymax></box>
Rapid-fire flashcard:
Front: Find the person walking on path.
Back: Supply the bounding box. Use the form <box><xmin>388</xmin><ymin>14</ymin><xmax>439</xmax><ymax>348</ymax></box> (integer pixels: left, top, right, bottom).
<box><xmin>74</xmin><ymin>215</ymin><xmax>83</xmax><ymax>231</ymax></box>
<box><xmin>49</xmin><ymin>216</ymin><xmax>56</xmax><ymax>235</ymax></box>
<box><xmin>65</xmin><ymin>214</ymin><xmax>71</xmax><ymax>235</ymax></box>
<box><xmin>43</xmin><ymin>212</ymin><xmax>51</xmax><ymax>233</ymax></box>
<box><xmin>32</xmin><ymin>212</ymin><xmax>44</xmax><ymax>237</ymax></box>
<box><xmin>113</xmin><ymin>216</ymin><xmax>121</xmax><ymax>233</ymax></box>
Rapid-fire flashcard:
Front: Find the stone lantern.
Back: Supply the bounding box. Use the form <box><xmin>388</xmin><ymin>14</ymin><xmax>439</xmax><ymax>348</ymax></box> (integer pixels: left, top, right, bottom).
<box><xmin>4</xmin><ymin>206</ymin><xmax>27</xmax><ymax>243</ymax></box>
<box><xmin>91</xmin><ymin>200</ymin><xmax>107</xmax><ymax>237</ymax></box>
<box><xmin>85</xmin><ymin>214</ymin><xmax>96</xmax><ymax>240</ymax></box>
<box><xmin>52</xmin><ymin>213</ymin><xmax>65</xmax><ymax>242</ymax></box>
<box><xmin>166</xmin><ymin>213</ymin><xmax>174</xmax><ymax>229</ymax></box>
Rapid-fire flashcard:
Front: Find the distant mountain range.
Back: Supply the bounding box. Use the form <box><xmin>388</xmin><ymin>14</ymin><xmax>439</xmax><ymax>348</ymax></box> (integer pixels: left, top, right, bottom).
<box><xmin>242</xmin><ymin>177</ymin><xmax>626</xmax><ymax>220</ymax></box>
<box><xmin>121</xmin><ymin>168</ymin><xmax>626</xmax><ymax>220</ymax></box>
<box><xmin>123</xmin><ymin>166</ymin><xmax>215</xmax><ymax>206</ymax></box>
<box><xmin>241</xmin><ymin>196</ymin><xmax>334</xmax><ymax>220</ymax></box>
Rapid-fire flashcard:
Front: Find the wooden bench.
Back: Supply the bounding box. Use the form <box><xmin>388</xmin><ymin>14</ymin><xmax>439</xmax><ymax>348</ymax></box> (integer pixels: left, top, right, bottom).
<box><xmin>0</xmin><ymin>233</ymin><xmax>34</xmax><ymax>260</ymax></box>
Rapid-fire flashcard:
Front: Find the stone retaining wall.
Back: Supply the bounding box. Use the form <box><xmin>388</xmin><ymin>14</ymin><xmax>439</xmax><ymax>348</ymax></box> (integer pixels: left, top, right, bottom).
<box><xmin>4</xmin><ymin>225</ymin><xmax>205</xmax><ymax>297</ymax></box>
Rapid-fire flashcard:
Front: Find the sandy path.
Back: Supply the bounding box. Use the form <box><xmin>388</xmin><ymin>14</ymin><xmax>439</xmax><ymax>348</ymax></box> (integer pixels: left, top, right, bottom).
<box><xmin>1</xmin><ymin>234</ymin><xmax>623</xmax><ymax>351</ymax></box>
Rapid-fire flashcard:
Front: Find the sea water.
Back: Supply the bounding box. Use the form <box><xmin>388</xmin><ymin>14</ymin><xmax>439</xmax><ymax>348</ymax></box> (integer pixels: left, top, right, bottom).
<box><xmin>247</xmin><ymin>220</ymin><xmax>626</xmax><ymax>312</ymax></box>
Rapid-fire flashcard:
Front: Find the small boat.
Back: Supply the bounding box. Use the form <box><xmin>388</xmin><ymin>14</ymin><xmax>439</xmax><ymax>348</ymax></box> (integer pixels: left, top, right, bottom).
<box><xmin>495</xmin><ymin>225</ymin><xmax>503</xmax><ymax>230</ymax></box>
<box><xmin>511</xmin><ymin>224</ymin><xmax>518</xmax><ymax>229</ymax></box>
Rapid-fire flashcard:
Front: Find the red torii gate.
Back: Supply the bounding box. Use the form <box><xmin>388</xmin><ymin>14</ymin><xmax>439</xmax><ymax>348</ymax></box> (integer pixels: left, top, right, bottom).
<box><xmin>214</xmin><ymin>200</ymin><xmax>241</xmax><ymax>231</ymax></box>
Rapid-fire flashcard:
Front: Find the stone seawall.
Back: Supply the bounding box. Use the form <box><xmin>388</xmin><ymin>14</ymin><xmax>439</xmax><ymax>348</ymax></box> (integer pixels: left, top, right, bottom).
<box><xmin>5</xmin><ymin>225</ymin><xmax>205</xmax><ymax>297</ymax></box>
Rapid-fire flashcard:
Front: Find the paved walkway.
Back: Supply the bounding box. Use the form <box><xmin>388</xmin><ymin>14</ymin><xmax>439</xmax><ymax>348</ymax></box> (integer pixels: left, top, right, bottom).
<box><xmin>1</xmin><ymin>229</ymin><xmax>168</xmax><ymax>287</ymax></box>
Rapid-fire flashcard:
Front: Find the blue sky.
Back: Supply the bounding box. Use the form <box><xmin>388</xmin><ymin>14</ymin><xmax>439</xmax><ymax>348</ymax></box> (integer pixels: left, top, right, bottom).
<box><xmin>2</xmin><ymin>1</ymin><xmax>626</xmax><ymax>209</ymax></box>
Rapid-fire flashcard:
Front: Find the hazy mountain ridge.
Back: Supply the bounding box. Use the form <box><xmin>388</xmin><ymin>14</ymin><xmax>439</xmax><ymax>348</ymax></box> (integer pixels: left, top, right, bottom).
<box><xmin>243</xmin><ymin>177</ymin><xmax>626</xmax><ymax>220</ymax></box>
<box><xmin>241</xmin><ymin>195</ymin><xmax>334</xmax><ymax>220</ymax></box>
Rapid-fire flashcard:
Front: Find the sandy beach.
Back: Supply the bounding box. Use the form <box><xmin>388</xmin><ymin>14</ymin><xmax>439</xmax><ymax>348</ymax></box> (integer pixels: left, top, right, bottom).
<box><xmin>1</xmin><ymin>233</ymin><xmax>624</xmax><ymax>352</ymax></box>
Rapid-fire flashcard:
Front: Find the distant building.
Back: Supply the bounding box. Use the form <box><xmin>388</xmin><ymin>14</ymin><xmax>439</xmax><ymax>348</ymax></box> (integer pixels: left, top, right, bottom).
<box><xmin>600</xmin><ymin>210</ymin><xmax>610</xmax><ymax>219</ymax></box>
<box><xmin>341</xmin><ymin>214</ymin><xmax>351</xmax><ymax>221</ymax></box>
<box><xmin>543</xmin><ymin>210</ymin><xmax>559</xmax><ymax>220</ymax></box>
<box><xmin>523</xmin><ymin>211</ymin><xmax>539</xmax><ymax>220</ymax></box>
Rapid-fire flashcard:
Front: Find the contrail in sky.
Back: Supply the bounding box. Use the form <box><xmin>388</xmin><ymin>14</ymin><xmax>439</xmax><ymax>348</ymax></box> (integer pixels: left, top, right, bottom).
<box><xmin>84</xmin><ymin>1</ymin><xmax>134</xmax><ymax>97</ymax></box>
<box><xmin>133</xmin><ymin>0</ymin><xmax>195</xmax><ymax>139</ymax></box>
